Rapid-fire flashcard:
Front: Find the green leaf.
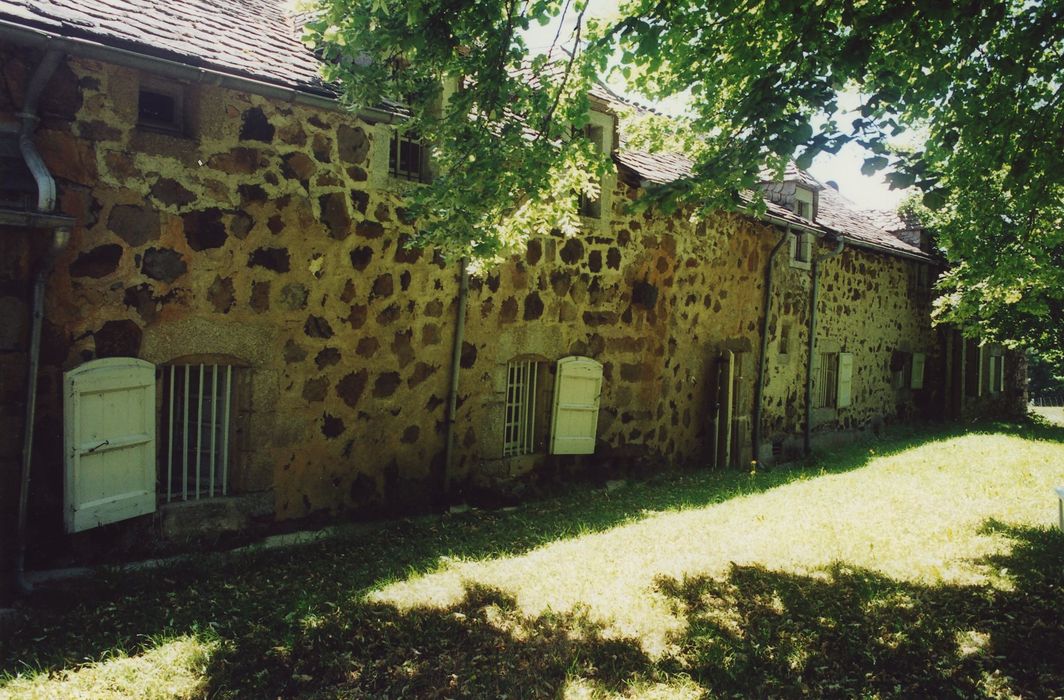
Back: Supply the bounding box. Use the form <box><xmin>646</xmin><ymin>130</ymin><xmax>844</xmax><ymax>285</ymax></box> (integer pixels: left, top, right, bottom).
<box><xmin>922</xmin><ymin>189</ymin><xmax>948</xmax><ymax>210</ymax></box>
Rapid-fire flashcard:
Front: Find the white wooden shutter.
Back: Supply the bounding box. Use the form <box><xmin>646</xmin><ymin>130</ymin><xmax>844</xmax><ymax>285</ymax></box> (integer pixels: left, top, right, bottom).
<box><xmin>836</xmin><ymin>352</ymin><xmax>853</xmax><ymax>408</ymax></box>
<box><xmin>997</xmin><ymin>356</ymin><xmax>1006</xmax><ymax>393</ymax></box>
<box><xmin>64</xmin><ymin>358</ymin><xmax>157</xmax><ymax>533</ymax></box>
<box><xmin>550</xmin><ymin>356</ymin><xmax>603</xmax><ymax>455</ymax></box>
<box><xmin>977</xmin><ymin>344</ymin><xmax>985</xmax><ymax>397</ymax></box>
<box><xmin>911</xmin><ymin>352</ymin><xmax>926</xmax><ymax>390</ymax></box>
<box><xmin>810</xmin><ymin>350</ymin><xmax>822</xmax><ymax>406</ymax></box>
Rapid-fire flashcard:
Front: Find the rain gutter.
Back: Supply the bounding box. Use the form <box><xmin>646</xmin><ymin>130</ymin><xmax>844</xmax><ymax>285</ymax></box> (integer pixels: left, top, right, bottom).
<box><xmin>751</xmin><ymin>226</ymin><xmax>791</xmax><ymax>467</ymax></box>
<box><xmin>13</xmin><ymin>46</ymin><xmax>73</xmax><ymax>596</ymax></box>
<box><xmin>443</xmin><ymin>261</ymin><xmax>470</xmax><ymax>496</ymax></box>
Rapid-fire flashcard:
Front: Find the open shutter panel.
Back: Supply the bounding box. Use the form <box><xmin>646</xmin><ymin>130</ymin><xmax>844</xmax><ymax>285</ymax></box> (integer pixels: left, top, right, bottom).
<box><xmin>550</xmin><ymin>356</ymin><xmax>603</xmax><ymax>455</ymax></box>
<box><xmin>998</xmin><ymin>356</ymin><xmax>1006</xmax><ymax>393</ymax></box>
<box><xmin>977</xmin><ymin>345</ymin><xmax>985</xmax><ymax>397</ymax></box>
<box><xmin>810</xmin><ymin>350</ymin><xmax>822</xmax><ymax>405</ymax></box>
<box><xmin>64</xmin><ymin>358</ymin><xmax>157</xmax><ymax>533</ymax></box>
<box><xmin>715</xmin><ymin>350</ymin><xmax>734</xmax><ymax>469</ymax></box>
<box><xmin>911</xmin><ymin>352</ymin><xmax>926</xmax><ymax>390</ymax></box>
<box><xmin>836</xmin><ymin>352</ymin><xmax>853</xmax><ymax>408</ymax></box>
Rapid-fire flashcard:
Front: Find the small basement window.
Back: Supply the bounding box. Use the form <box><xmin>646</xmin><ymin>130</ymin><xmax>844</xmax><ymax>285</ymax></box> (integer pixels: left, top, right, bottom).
<box><xmin>138</xmin><ymin>82</ymin><xmax>185</xmax><ymax>134</ymax></box>
<box><xmin>158</xmin><ymin>363</ymin><xmax>239</xmax><ymax>501</ymax></box>
<box><xmin>389</xmin><ymin>130</ymin><xmax>429</xmax><ymax>182</ymax></box>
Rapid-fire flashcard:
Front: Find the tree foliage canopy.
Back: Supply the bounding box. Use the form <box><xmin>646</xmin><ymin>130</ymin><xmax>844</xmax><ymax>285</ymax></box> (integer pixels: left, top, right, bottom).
<box><xmin>306</xmin><ymin>0</ymin><xmax>1064</xmax><ymax>358</ymax></box>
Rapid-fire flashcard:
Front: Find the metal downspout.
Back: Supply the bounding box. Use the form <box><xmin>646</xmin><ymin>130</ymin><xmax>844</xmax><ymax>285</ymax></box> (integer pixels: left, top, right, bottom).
<box><xmin>752</xmin><ymin>226</ymin><xmax>791</xmax><ymax>467</ymax></box>
<box><xmin>804</xmin><ymin>237</ymin><xmax>845</xmax><ymax>456</ymax></box>
<box><xmin>14</xmin><ymin>47</ymin><xmax>69</xmax><ymax>596</ymax></box>
<box><xmin>443</xmin><ymin>260</ymin><xmax>469</xmax><ymax>498</ymax></box>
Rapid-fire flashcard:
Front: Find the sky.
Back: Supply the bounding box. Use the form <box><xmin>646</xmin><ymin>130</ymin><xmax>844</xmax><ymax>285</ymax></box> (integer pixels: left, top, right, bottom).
<box><xmin>519</xmin><ymin>2</ymin><xmax>911</xmax><ymax>212</ymax></box>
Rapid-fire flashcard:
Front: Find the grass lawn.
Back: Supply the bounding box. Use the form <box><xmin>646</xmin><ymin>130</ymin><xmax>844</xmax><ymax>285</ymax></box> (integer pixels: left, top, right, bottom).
<box><xmin>2</xmin><ymin>419</ymin><xmax>1063</xmax><ymax>698</ymax></box>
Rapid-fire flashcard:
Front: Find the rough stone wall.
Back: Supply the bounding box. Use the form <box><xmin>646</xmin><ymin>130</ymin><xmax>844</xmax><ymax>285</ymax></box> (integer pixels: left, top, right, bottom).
<box><xmin>769</xmin><ymin>241</ymin><xmax>939</xmax><ymax>441</ymax></box>
<box><xmin>0</xmin><ymin>47</ymin><xmax>959</xmax><ymax>559</ymax></box>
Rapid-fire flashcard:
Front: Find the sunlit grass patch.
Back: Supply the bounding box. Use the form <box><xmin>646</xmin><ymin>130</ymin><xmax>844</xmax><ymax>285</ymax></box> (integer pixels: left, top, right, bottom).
<box><xmin>0</xmin><ymin>634</ymin><xmax>217</xmax><ymax>700</ymax></box>
<box><xmin>371</xmin><ymin>431</ymin><xmax>1064</xmax><ymax>659</ymax></box>
<box><xmin>4</xmin><ymin>421</ymin><xmax>1063</xmax><ymax>698</ymax></box>
<box><xmin>1031</xmin><ymin>405</ymin><xmax>1064</xmax><ymax>425</ymax></box>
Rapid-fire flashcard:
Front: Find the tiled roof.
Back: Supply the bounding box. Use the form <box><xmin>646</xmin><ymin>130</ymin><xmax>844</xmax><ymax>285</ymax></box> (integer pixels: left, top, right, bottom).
<box><xmin>865</xmin><ymin>207</ymin><xmax>924</xmax><ymax>234</ymax></box>
<box><xmin>617</xmin><ymin>149</ymin><xmax>932</xmax><ymax>260</ymax></box>
<box><xmin>1</xmin><ymin>0</ymin><xmax>931</xmax><ymax>261</ymax></box>
<box><xmin>816</xmin><ymin>185</ymin><xmax>927</xmax><ymax>258</ymax></box>
<box><xmin>759</xmin><ymin>162</ymin><xmax>823</xmax><ymax>190</ymax></box>
<box><xmin>615</xmin><ymin>148</ymin><xmax>694</xmax><ymax>185</ymax></box>
<box><xmin>0</xmin><ymin>0</ymin><xmax>333</xmax><ymax>95</ymax></box>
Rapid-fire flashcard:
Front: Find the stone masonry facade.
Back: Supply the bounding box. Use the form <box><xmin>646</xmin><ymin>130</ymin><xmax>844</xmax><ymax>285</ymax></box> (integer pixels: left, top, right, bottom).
<box><xmin>0</xmin><ymin>43</ymin><xmax>1024</xmax><ymax>566</ymax></box>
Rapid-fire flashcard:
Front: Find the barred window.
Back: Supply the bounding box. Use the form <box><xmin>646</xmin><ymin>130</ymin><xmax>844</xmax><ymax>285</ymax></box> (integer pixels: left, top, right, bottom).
<box><xmin>814</xmin><ymin>352</ymin><xmax>838</xmax><ymax>408</ymax></box>
<box><xmin>503</xmin><ymin>359</ymin><xmax>542</xmax><ymax>457</ymax></box>
<box><xmin>158</xmin><ymin>363</ymin><xmax>239</xmax><ymax>501</ymax></box>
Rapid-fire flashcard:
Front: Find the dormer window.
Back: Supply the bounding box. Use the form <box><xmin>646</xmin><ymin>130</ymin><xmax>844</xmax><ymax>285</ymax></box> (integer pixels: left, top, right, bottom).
<box><xmin>793</xmin><ymin>187</ymin><xmax>815</xmax><ymax>221</ymax></box>
<box><xmin>576</xmin><ymin>123</ymin><xmax>604</xmax><ymax>218</ymax></box>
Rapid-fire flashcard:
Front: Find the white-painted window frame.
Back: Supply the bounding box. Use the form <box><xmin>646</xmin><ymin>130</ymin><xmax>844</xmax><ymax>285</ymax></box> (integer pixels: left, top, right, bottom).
<box><xmin>788</xmin><ymin>229</ymin><xmax>813</xmax><ymax>270</ymax></box>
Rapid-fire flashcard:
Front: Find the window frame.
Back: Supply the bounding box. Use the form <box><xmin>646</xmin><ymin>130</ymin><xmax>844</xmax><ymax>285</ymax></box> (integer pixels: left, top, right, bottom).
<box><xmin>137</xmin><ymin>79</ymin><xmax>186</xmax><ymax>135</ymax></box>
<box><xmin>157</xmin><ymin>362</ymin><xmax>239</xmax><ymax>501</ymax></box>
<box><xmin>814</xmin><ymin>351</ymin><xmax>839</xmax><ymax>409</ymax></box>
<box><xmin>503</xmin><ymin>359</ymin><xmax>542</xmax><ymax>457</ymax></box>
<box><xmin>793</xmin><ymin>187</ymin><xmax>815</xmax><ymax>221</ymax></box>
<box><xmin>789</xmin><ymin>229</ymin><xmax>813</xmax><ymax>270</ymax></box>
<box><xmin>575</xmin><ymin>123</ymin><xmax>605</xmax><ymax>219</ymax></box>
<box><xmin>389</xmin><ymin>129</ymin><xmax>430</xmax><ymax>183</ymax></box>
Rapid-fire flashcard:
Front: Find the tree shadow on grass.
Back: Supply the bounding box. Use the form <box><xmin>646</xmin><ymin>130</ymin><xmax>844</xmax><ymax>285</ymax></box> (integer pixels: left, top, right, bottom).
<box><xmin>206</xmin><ymin>584</ymin><xmax>654</xmax><ymax>698</ymax></box>
<box><xmin>190</xmin><ymin>520</ymin><xmax>1061</xmax><ymax>697</ymax></box>
<box><xmin>3</xmin><ymin>420</ymin><xmax>1061</xmax><ymax>696</ymax></box>
<box><xmin>654</xmin><ymin>521</ymin><xmax>1064</xmax><ymax>698</ymax></box>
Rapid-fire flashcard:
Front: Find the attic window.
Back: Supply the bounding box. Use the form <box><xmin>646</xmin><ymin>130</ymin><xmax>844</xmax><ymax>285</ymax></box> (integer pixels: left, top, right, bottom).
<box><xmin>793</xmin><ymin>187</ymin><xmax>814</xmax><ymax>221</ymax></box>
<box><xmin>389</xmin><ymin>130</ymin><xmax>429</xmax><ymax>182</ymax></box>
<box><xmin>576</xmin><ymin>123</ymin><xmax>604</xmax><ymax>219</ymax></box>
<box><xmin>138</xmin><ymin>82</ymin><xmax>185</xmax><ymax>134</ymax></box>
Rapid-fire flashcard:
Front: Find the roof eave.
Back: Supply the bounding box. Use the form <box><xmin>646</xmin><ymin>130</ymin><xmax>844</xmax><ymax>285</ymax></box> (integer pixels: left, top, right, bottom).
<box><xmin>839</xmin><ymin>236</ymin><xmax>938</xmax><ymax>264</ymax></box>
<box><xmin>0</xmin><ymin>17</ymin><xmax>402</xmax><ymax>124</ymax></box>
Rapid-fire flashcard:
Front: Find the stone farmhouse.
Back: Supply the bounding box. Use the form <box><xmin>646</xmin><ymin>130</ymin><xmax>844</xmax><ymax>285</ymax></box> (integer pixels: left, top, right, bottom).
<box><xmin>0</xmin><ymin>0</ymin><xmax>1024</xmax><ymax>588</ymax></box>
